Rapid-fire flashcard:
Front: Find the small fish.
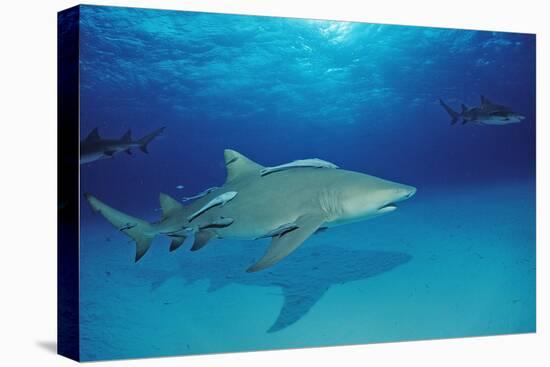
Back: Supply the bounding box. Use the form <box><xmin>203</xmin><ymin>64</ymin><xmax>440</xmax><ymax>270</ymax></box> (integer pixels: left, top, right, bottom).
<box><xmin>181</xmin><ymin>186</ymin><xmax>219</xmax><ymax>202</ymax></box>
<box><xmin>260</xmin><ymin>158</ymin><xmax>339</xmax><ymax>176</ymax></box>
<box><xmin>187</xmin><ymin>191</ymin><xmax>238</xmax><ymax>222</ymax></box>
<box><xmin>175</xmin><ymin>185</ymin><xmax>185</xmax><ymax>190</ymax></box>
<box><xmin>119</xmin><ymin>222</ymin><xmax>137</xmax><ymax>232</ymax></box>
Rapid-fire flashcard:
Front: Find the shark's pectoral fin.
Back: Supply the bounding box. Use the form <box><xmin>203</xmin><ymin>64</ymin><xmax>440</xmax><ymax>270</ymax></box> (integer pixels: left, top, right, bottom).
<box><xmin>191</xmin><ymin>230</ymin><xmax>216</xmax><ymax>251</ymax></box>
<box><xmin>247</xmin><ymin>214</ymin><xmax>324</xmax><ymax>272</ymax></box>
<box><xmin>125</xmin><ymin>149</ymin><xmax>132</xmax><ymax>155</ymax></box>
<box><xmin>169</xmin><ymin>235</ymin><xmax>187</xmax><ymax>252</ymax></box>
<box><xmin>105</xmin><ymin>150</ymin><xmax>116</xmax><ymax>157</ymax></box>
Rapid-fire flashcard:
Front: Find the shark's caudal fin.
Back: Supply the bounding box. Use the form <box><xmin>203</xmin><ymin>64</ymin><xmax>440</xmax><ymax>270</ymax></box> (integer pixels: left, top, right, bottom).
<box><xmin>439</xmin><ymin>99</ymin><xmax>460</xmax><ymax>125</ymax></box>
<box><xmin>224</xmin><ymin>149</ymin><xmax>264</xmax><ymax>183</ymax></box>
<box><xmin>85</xmin><ymin>194</ymin><xmax>157</xmax><ymax>262</ymax></box>
<box><xmin>138</xmin><ymin>127</ymin><xmax>166</xmax><ymax>154</ymax></box>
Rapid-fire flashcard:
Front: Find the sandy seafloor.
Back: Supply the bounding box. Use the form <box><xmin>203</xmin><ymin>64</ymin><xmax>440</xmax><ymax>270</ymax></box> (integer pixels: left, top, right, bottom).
<box><xmin>79</xmin><ymin>180</ymin><xmax>535</xmax><ymax>361</ymax></box>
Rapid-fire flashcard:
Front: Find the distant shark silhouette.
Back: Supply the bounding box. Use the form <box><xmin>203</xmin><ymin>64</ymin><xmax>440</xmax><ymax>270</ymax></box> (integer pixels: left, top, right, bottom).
<box><xmin>86</xmin><ymin>149</ymin><xmax>416</xmax><ymax>272</ymax></box>
<box><xmin>134</xmin><ymin>242</ymin><xmax>412</xmax><ymax>332</ymax></box>
<box><xmin>80</xmin><ymin>127</ymin><xmax>165</xmax><ymax>164</ymax></box>
<box><xmin>439</xmin><ymin>95</ymin><xmax>525</xmax><ymax>125</ymax></box>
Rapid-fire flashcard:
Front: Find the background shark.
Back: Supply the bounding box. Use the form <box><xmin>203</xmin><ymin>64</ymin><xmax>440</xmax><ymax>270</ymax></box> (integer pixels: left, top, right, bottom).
<box><xmin>86</xmin><ymin>149</ymin><xmax>416</xmax><ymax>272</ymax></box>
<box><xmin>119</xmin><ymin>241</ymin><xmax>412</xmax><ymax>332</ymax></box>
<box><xmin>80</xmin><ymin>127</ymin><xmax>165</xmax><ymax>164</ymax></box>
<box><xmin>439</xmin><ymin>95</ymin><xmax>525</xmax><ymax>125</ymax></box>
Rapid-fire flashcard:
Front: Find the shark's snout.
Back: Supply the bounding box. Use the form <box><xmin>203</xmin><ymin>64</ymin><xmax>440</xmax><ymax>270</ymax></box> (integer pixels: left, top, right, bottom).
<box><xmin>377</xmin><ymin>185</ymin><xmax>416</xmax><ymax>214</ymax></box>
<box><xmin>393</xmin><ymin>185</ymin><xmax>417</xmax><ymax>203</ymax></box>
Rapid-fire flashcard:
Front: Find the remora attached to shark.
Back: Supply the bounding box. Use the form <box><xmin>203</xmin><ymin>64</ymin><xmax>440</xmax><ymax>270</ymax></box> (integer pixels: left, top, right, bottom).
<box><xmin>85</xmin><ymin>149</ymin><xmax>416</xmax><ymax>272</ymax></box>
<box><xmin>439</xmin><ymin>95</ymin><xmax>525</xmax><ymax>125</ymax></box>
<box><xmin>80</xmin><ymin>127</ymin><xmax>165</xmax><ymax>164</ymax></box>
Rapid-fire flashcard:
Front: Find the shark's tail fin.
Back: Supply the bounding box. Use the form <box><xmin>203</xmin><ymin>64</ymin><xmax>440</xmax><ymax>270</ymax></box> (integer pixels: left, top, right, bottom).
<box><xmin>85</xmin><ymin>193</ymin><xmax>157</xmax><ymax>262</ymax></box>
<box><xmin>439</xmin><ymin>99</ymin><xmax>460</xmax><ymax>125</ymax></box>
<box><xmin>138</xmin><ymin>127</ymin><xmax>165</xmax><ymax>154</ymax></box>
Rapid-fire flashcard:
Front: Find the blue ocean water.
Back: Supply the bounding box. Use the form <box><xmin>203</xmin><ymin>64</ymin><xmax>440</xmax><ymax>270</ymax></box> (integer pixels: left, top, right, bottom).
<box><xmin>76</xmin><ymin>5</ymin><xmax>535</xmax><ymax>361</ymax></box>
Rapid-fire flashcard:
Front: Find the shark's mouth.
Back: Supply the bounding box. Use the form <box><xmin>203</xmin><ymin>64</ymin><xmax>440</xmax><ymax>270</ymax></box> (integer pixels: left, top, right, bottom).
<box><xmin>378</xmin><ymin>203</ymin><xmax>397</xmax><ymax>213</ymax></box>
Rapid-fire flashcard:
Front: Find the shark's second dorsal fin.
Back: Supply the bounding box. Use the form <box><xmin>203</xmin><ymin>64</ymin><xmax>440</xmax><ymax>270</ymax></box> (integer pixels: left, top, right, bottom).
<box><xmin>224</xmin><ymin>149</ymin><xmax>263</xmax><ymax>183</ymax></box>
<box><xmin>121</xmin><ymin>129</ymin><xmax>132</xmax><ymax>143</ymax></box>
<box><xmin>159</xmin><ymin>193</ymin><xmax>183</xmax><ymax>219</ymax></box>
<box><xmin>480</xmin><ymin>95</ymin><xmax>493</xmax><ymax>106</ymax></box>
<box><xmin>85</xmin><ymin>128</ymin><xmax>101</xmax><ymax>142</ymax></box>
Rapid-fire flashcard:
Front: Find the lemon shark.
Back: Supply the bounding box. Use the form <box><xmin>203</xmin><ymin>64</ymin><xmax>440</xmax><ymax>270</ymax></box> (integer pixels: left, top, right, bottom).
<box><xmin>80</xmin><ymin>127</ymin><xmax>165</xmax><ymax>164</ymax></box>
<box><xmin>85</xmin><ymin>149</ymin><xmax>416</xmax><ymax>272</ymax></box>
<box><xmin>439</xmin><ymin>95</ymin><xmax>525</xmax><ymax>125</ymax></box>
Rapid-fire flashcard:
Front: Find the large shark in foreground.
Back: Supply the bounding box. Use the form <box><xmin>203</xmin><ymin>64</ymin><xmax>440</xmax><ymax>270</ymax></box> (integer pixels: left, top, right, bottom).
<box><xmin>80</xmin><ymin>127</ymin><xmax>165</xmax><ymax>164</ymax></box>
<box><xmin>439</xmin><ymin>95</ymin><xmax>525</xmax><ymax>125</ymax></box>
<box><xmin>86</xmin><ymin>149</ymin><xmax>416</xmax><ymax>272</ymax></box>
<box><xmin>126</xmin><ymin>243</ymin><xmax>412</xmax><ymax>332</ymax></box>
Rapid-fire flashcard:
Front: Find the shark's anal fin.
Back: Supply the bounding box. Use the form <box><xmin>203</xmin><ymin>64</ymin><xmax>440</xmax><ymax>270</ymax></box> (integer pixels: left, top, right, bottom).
<box><xmin>247</xmin><ymin>214</ymin><xmax>324</xmax><ymax>272</ymax></box>
<box><xmin>169</xmin><ymin>236</ymin><xmax>187</xmax><ymax>252</ymax></box>
<box><xmin>191</xmin><ymin>230</ymin><xmax>216</xmax><ymax>251</ymax></box>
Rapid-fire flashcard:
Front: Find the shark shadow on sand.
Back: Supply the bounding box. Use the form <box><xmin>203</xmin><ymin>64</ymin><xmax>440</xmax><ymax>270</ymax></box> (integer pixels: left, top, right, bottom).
<box><xmin>136</xmin><ymin>242</ymin><xmax>412</xmax><ymax>333</ymax></box>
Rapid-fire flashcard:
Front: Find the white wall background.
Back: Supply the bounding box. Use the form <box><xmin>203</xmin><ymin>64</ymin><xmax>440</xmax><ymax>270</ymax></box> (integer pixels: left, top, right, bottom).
<box><xmin>0</xmin><ymin>0</ymin><xmax>547</xmax><ymax>366</ymax></box>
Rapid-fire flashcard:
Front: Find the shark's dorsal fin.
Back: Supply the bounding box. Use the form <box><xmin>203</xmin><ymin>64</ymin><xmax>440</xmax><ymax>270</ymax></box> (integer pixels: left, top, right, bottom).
<box><xmin>85</xmin><ymin>128</ymin><xmax>101</xmax><ymax>142</ymax></box>
<box><xmin>480</xmin><ymin>95</ymin><xmax>493</xmax><ymax>106</ymax></box>
<box><xmin>224</xmin><ymin>149</ymin><xmax>263</xmax><ymax>183</ymax></box>
<box><xmin>159</xmin><ymin>193</ymin><xmax>183</xmax><ymax>219</ymax></box>
<box><xmin>121</xmin><ymin>129</ymin><xmax>132</xmax><ymax>143</ymax></box>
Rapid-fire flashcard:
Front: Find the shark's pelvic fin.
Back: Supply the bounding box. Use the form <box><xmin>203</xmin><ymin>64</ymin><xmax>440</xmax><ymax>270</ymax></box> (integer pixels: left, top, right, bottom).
<box><xmin>159</xmin><ymin>192</ymin><xmax>184</xmax><ymax>219</ymax></box>
<box><xmin>247</xmin><ymin>214</ymin><xmax>324</xmax><ymax>272</ymax></box>
<box><xmin>169</xmin><ymin>236</ymin><xmax>187</xmax><ymax>252</ymax></box>
<box><xmin>191</xmin><ymin>230</ymin><xmax>216</xmax><ymax>251</ymax></box>
<box><xmin>224</xmin><ymin>149</ymin><xmax>264</xmax><ymax>183</ymax></box>
<box><xmin>85</xmin><ymin>127</ymin><xmax>101</xmax><ymax>142</ymax></box>
<box><xmin>85</xmin><ymin>193</ymin><xmax>156</xmax><ymax>262</ymax></box>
